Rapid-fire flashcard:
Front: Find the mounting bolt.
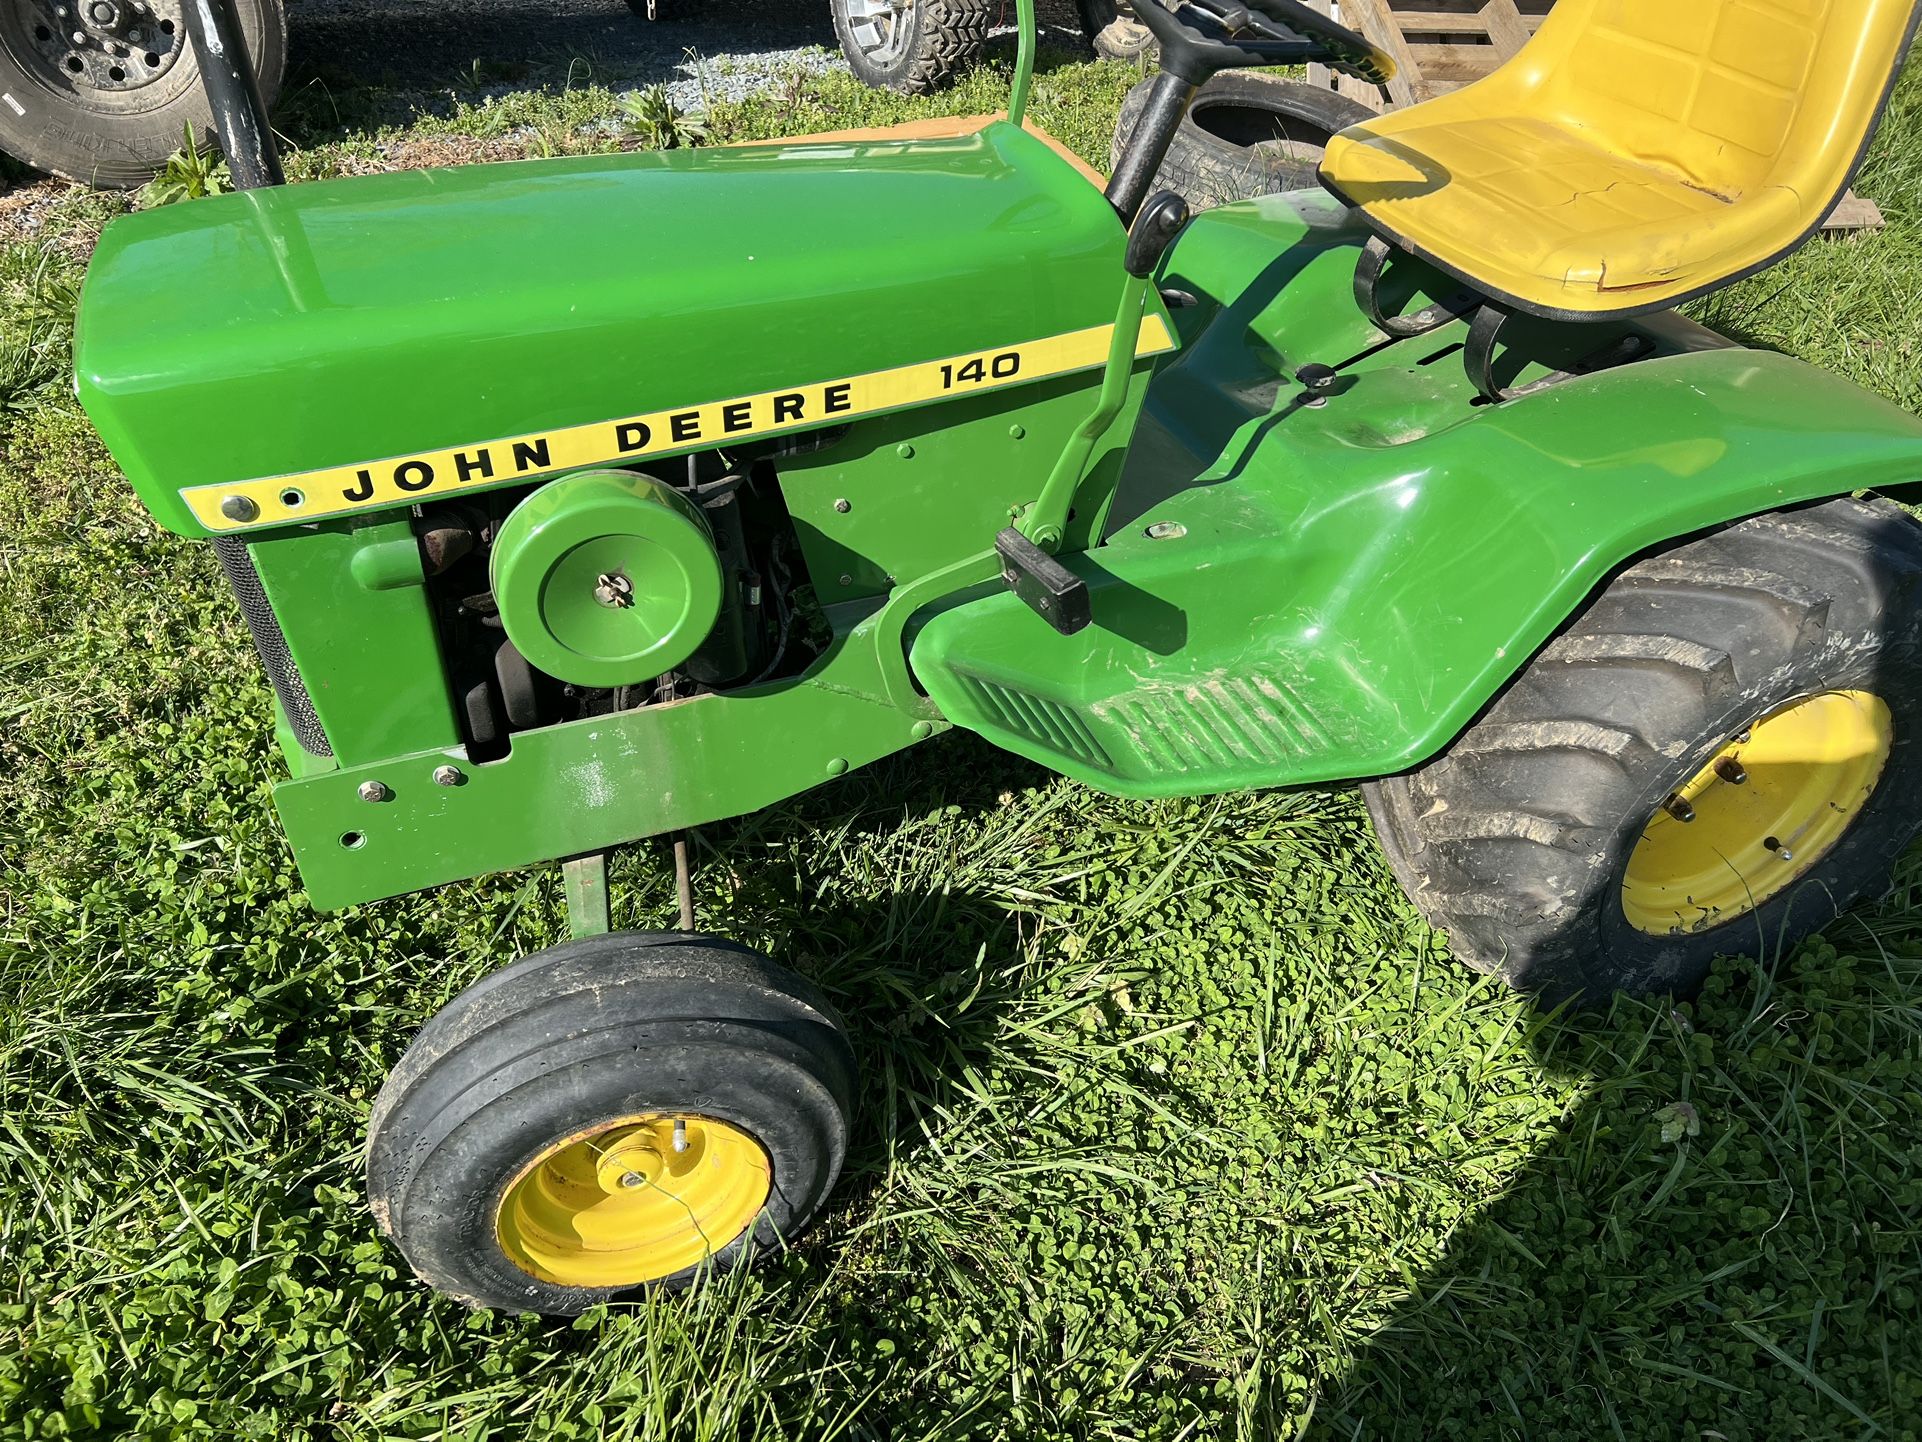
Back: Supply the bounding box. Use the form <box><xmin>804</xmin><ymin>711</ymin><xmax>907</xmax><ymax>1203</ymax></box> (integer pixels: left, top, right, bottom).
<box><xmin>71</xmin><ymin>30</ymin><xmax>87</xmax><ymax>44</ymax></box>
<box><xmin>1661</xmin><ymin>795</ymin><xmax>1695</xmax><ymax>824</ymax></box>
<box><xmin>357</xmin><ymin>780</ymin><xmax>391</xmax><ymax>804</ymax></box>
<box><xmin>672</xmin><ymin>1118</ymin><xmax>688</xmax><ymax>1153</ymax></box>
<box><xmin>833</xmin><ymin>498</ymin><xmax>851</xmax><ymax>513</ymax></box>
<box><xmin>127</xmin><ymin>26</ymin><xmax>141</xmax><ymax>41</ymax></box>
<box><xmin>896</xmin><ymin>443</ymin><xmax>915</xmax><ymax>459</ymax></box>
<box><xmin>593</xmin><ymin>571</ymin><xmax>634</xmax><ymax>608</ymax></box>
<box><xmin>1713</xmin><ymin>757</ymin><xmax>1748</xmax><ymax>785</ymax></box>
<box><xmin>432</xmin><ymin>765</ymin><xmax>464</xmax><ymax>787</ymax></box>
<box><xmin>219</xmin><ymin>494</ymin><xmax>258</xmax><ymax>523</ymax></box>
<box><xmin>1009</xmin><ymin>423</ymin><xmax>1026</xmax><ymax>440</ymax></box>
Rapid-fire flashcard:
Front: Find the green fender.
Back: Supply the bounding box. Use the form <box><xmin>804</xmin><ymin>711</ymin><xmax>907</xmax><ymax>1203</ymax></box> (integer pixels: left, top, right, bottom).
<box><xmin>911</xmin><ymin>199</ymin><xmax>1922</xmax><ymax>795</ymax></box>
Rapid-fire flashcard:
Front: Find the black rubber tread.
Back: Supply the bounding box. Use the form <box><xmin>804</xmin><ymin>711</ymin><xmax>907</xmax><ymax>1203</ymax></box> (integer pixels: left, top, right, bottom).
<box><xmin>1365</xmin><ymin>498</ymin><xmax>1922</xmax><ymax>1004</ymax></box>
<box><xmin>366</xmin><ymin>932</ymin><xmax>854</xmax><ymax>1314</ymax></box>
<box><xmin>1111</xmin><ymin>72</ymin><xmax>1377</xmax><ymax>212</ymax></box>
<box><xmin>0</xmin><ymin>0</ymin><xmax>286</xmax><ymax>188</ymax></box>
<box><xmin>831</xmin><ymin>0</ymin><xmax>994</xmax><ymax>95</ymax></box>
<box><xmin>1076</xmin><ymin>0</ymin><xmax>1156</xmax><ymax>61</ymax></box>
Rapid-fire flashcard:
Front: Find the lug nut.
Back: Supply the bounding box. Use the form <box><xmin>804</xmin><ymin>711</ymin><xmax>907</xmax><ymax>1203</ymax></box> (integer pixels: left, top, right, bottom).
<box><xmin>1713</xmin><ymin>757</ymin><xmax>1748</xmax><ymax>785</ymax></box>
<box><xmin>1661</xmin><ymin>795</ymin><xmax>1696</xmax><ymax>824</ymax></box>
<box><xmin>833</xmin><ymin>498</ymin><xmax>851</xmax><ymax>513</ymax></box>
<box><xmin>432</xmin><ymin>765</ymin><xmax>464</xmax><ymax>787</ymax></box>
<box><xmin>672</xmin><ymin>1118</ymin><xmax>688</xmax><ymax>1153</ymax></box>
<box><xmin>619</xmin><ymin>1171</ymin><xmax>645</xmax><ymax>1189</ymax></box>
<box><xmin>357</xmin><ymin>780</ymin><xmax>391</xmax><ymax>803</ymax></box>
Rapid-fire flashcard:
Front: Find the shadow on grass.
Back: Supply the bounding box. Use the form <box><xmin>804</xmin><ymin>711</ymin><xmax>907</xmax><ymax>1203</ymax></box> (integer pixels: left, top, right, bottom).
<box><xmin>1304</xmin><ymin>879</ymin><xmax>1922</xmax><ymax>1439</ymax></box>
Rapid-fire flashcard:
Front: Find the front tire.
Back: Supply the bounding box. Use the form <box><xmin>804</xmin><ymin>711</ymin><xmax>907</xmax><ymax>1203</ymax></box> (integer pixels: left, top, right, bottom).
<box><xmin>830</xmin><ymin>0</ymin><xmax>991</xmax><ymax>94</ymax></box>
<box><xmin>0</xmin><ymin>0</ymin><xmax>286</xmax><ymax>187</ymax></box>
<box><xmin>366</xmin><ymin>932</ymin><xmax>854</xmax><ymax>1314</ymax></box>
<box><xmin>1366</xmin><ymin>498</ymin><xmax>1922</xmax><ymax>1004</ymax></box>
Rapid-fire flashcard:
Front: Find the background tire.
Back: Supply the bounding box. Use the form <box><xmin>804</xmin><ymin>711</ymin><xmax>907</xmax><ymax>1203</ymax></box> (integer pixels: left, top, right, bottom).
<box><xmin>831</xmin><ymin>0</ymin><xmax>992</xmax><ymax>94</ymax></box>
<box><xmin>366</xmin><ymin>932</ymin><xmax>854</xmax><ymax>1314</ymax></box>
<box><xmin>1366</xmin><ymin>498</ymin><xmax>1922</xmax><ymax>1005</ymax></box>
<box><xmin>0</xmin><ymin>0</ymin><xmax>286</xmax><ymax>188</ymax></box>
<box><xmin>1112</xmin><ymin>71</ymin><xmax>1376</xmax><ymax>210</ymax></box>
<box><xmin>1075</xmin><ymin>0</ymin><xmax>1155</xmax><ymax>62</ymax></box>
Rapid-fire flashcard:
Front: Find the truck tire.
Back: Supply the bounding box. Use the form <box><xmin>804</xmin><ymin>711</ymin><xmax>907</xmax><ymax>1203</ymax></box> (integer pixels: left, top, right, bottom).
<box><xmin>0</xmin><ymin>0</ymin><xmax>285</xmax><ymax>188</ymax></box>
<box><xmin>1112</xmin><ymin>71</ymin><xmax>1376</xmax><ymax>210</ymax></box>
<box><xmin>831</xmin><ymin>0</ymin><xmax>991</xmax><ymax>94</ymax></box>
<box><xmin>1365</xmin><ymin>498</ymin><xmax>1922</xmax><ymax>1005</ymax></box>
<box><xmin>1076</xmin><ymin>0</ymin><xmax>1154</xmax><ymax>62</ymax></box>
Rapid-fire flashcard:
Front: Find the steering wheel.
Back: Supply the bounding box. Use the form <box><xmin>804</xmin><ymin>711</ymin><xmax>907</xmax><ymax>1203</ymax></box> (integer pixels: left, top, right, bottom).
<box><xmin>1128</xmin><ymin>0</ymin><xmax>1396</xmax><ymax>85</ymax></box>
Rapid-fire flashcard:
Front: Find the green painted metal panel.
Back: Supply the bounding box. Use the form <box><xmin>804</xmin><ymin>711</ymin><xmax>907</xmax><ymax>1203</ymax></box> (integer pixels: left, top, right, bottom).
<box><xmin>250</xmin><ymin>518</ymin><xmax>461</xmax><ymax>767</ymax></box>
<box><xmin>910</xmin><ymin>195</ymin><xmax>1922</xmax><ymax>794</ymax></box>
<box><xmin>74</xmin><ymin>122</ymin><xmax>1132</xmax><ymax>539</ymax></box>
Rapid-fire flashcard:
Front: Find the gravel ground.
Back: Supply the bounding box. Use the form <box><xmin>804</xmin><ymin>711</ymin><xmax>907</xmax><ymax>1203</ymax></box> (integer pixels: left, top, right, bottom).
<box><xmin>293</xmin><ymin>0</ymin><xmax>1092</xmax><ymax>108</ymax></box>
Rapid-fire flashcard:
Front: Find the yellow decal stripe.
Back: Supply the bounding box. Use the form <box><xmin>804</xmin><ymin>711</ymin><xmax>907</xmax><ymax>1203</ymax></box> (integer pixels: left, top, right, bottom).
<box><xmin>185</xmin><ymin>316</ymin><xmax>1178</xmax><ymax>533</ymax></box>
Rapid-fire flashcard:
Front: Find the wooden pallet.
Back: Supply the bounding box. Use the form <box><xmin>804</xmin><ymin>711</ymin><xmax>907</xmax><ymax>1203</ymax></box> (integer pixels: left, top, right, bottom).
<box><xmin>1302</xmin><ymin>0</ymin><xmax>1884</xmax><ymax>230</ymax></box>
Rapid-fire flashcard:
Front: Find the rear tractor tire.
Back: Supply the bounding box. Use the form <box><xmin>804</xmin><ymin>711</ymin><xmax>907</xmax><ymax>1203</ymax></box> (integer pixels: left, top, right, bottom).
<box><xmin>1366</xmin><ymin>497</ymin><xmax>1922</xmax><ymax>1003</ymax></box>
<box><xmin>366</xmin><ymin>932</ymin><xmax>854</xmax><ymax>1314</ymax></box>
<box><xmin>831</xmin><ymin>0</ymin><xmax>992</xmax><ymax>95</ymax></box>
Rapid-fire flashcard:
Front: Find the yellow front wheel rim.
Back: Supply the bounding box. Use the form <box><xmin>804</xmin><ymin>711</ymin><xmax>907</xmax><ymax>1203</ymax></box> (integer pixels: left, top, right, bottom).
<box><xmin>496</xmin><ymin>1113</ymin><xmax>771</xmax><ymax>1287</ymax></box>
<box><xmin>1622</xmin><ymin>689</ymin><xmax>1893</xmax><ymax>936</ymax></box>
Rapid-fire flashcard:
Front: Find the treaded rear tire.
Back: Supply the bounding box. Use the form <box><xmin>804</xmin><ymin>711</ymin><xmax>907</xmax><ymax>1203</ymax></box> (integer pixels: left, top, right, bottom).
<box><xmin>831</xmin><ymin>0</ymin><xmax>993</xmax><ymax>94</ymax></box>
<box><xmin>1111</xmin><ymin>72</ymin><xmax>1376</xmax><ymax>210</ymax></box>
<box><xmin>1365</xmin><ymin>498</ymin><xmax>1922</xmax><ymax>1004</ymax></box>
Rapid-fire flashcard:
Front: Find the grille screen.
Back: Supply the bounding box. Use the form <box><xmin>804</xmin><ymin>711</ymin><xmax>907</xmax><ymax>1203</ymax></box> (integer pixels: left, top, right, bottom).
<box><xmin>212</xmin><ymin>537</ymin><xmax>333</xmax><ymax>758</ymax></box>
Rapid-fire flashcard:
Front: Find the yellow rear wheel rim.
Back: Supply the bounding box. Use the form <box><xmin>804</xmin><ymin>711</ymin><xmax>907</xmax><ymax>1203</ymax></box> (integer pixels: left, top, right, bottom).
<box><xmin>496</xmin><ymin>1113</ymin><xmax>771</xmax><ymax>1288</ymax></box>
<box><xmin>1622</xmin><ymin>690</ymin><xmax>1893</xmax><ymax>936</ymax></box>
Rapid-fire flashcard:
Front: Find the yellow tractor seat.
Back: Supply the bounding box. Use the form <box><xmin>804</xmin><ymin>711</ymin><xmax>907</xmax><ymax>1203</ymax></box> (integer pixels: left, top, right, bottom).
<box><xmin>1318</xmin><ymin>0</ymin><xmax>1920</xmax><ymax>320</ymax></box>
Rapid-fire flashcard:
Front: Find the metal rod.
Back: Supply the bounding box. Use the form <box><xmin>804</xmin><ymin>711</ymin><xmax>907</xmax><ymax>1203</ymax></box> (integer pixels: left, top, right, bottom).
<box><xmin>1104</xmin><ymin>70</ymin><xmax>1197</xmax><ymax>224</ymax></box>
<box><xmin>672</xmin><ymin>833</ymin><xmax>695</xmax><ymax>931</ymax></box>
<box><xmin>1024</xmin><ymin>272</ymin><xmax>1151</xmax><ymax>549</ymax></box>
<box><xmin>1009</xmin><ymin>0</ymin><xmax>1037</xmax><ymax>129</ymax></box>
<box><xmin>180</xmin><ymin>0</ymin><xmax>284</xmax><ymax>189</ymax></box>
<box><xmin>563</xmin><ymin>853</ymin><xmax>611</xmax><ymax>939</ymax></box>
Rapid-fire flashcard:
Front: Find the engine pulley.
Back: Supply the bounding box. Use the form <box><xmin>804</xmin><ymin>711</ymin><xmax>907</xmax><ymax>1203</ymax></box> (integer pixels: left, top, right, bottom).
<box><xmin>490</xmin><ymin>470</ymin><xmax>723</xmax><ymax>688</ymax></box>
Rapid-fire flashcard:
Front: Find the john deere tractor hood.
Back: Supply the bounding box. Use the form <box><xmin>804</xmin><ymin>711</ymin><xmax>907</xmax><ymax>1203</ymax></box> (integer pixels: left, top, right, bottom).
<box><xmin>75</xmin><ymin>121</ymin><xmax>1128</xmax><ymax>538</ymax></box>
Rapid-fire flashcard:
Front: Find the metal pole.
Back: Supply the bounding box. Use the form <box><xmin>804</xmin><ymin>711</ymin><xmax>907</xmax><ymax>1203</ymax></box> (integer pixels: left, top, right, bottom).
<box><xmin>180</xmin><ymin>0</ymin><xmax>284</xmax><ymax>188</ymax></box>
<box><xmin>1008</xmin><ymin>0</ymin><xmax>1036</xmax><ymax>129</ymax></box>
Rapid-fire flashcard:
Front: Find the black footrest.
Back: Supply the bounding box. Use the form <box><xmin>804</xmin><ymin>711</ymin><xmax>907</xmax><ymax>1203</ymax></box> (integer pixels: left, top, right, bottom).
<box><xmin>995</xmin><ymin>527</ymin><xmax>1092</xmax><ymax>636</ymax></box>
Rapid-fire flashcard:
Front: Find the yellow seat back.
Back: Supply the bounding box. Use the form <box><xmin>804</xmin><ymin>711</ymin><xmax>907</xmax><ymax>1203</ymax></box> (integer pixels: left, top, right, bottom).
<box><xmin>1319</xmin><ymin>0</ymin><xmax>1919</xmax><ymax>317</ymax></box>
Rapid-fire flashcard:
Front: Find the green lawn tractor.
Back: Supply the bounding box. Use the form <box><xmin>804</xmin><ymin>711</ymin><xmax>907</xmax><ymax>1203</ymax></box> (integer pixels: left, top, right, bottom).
<box><xmin>73</xmin><ymin>0</ymin><xmax>1922</xmax><ymax>1313</ymax></box>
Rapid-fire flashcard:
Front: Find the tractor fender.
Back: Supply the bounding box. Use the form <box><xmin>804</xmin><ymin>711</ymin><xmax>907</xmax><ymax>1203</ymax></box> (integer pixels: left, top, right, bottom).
<box><xmin>910</xmin><ymin>343</ymin><xmax>1922</xmax><ymax>797</ymax></box>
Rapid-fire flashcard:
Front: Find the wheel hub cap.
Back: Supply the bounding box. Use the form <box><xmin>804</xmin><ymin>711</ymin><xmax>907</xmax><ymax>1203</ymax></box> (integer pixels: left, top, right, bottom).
<box><xmin>1621</xmin><ymin>689</ymin><xmax>1893</xmax><ymax>935</ymax></box>
<box><xmin>842</xmin><ymin>0</ymin><xmax>915</xmax><ymax>64</ymax></box>
<box><xmin>495</xmin><ymin>1114</ymin><xmax>771</xmax><ymax>1287</ymax></box>
<box><xmin>13</xmin><ymin>0</ymin><xmax>184</xmax><ymax>94</ymax></box>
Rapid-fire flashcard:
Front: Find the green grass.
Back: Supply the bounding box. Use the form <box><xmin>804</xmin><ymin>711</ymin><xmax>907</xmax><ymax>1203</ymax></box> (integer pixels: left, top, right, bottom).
<box><xmin>2</xmin><ymin>46</ymin><xmax>1921</xmax><ymax>1442</ymax></box>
